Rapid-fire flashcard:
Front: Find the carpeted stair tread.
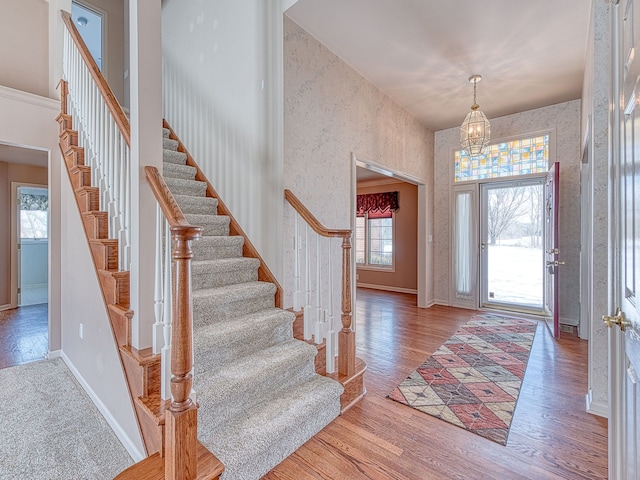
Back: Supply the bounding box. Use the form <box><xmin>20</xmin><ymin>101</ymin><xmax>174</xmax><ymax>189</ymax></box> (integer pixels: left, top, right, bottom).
<box><xmin>173</xmin><ymin>194</ymin><xmax>218</xmax><ymax>216</ymax></box>
<box><xmin>199</xmin><ymin>375</ymin><xmax>343</xmax><ymax>480</ymax></box>
<box><xmin>192</xmin><ymin>235</ymin><xmax>244</xmax><ymax>260</ymax></box>
<box><xmin>192</xmin><ymin>257</ymin><xmax>260</xmax><ymax>290</ymax></box>
<box><xmin>163</xmin><ymin>137</ymin><xmax>179</xmax><ymax>151</ymax></box>
<box><xmin>192</xmin><ymin>281</ymin><xmax>276</xmax><ymax>325</ymax></box>
<box><xmin>163</xmin><ymin>162</ymin><xmax>197</xmax><ymax>181</ymax></box>
<box><xmin>165</xmin><ymin>177</ymin><xmax>207</xmax><ymax>197</ymax></box>
<box><xmin>195</xmin><ymin>340</ymin><xmax>318</xmax><ymax>430</ymax></box>
<box><xmin>185</xmin><ymin>213</ymin><xmax>230</xmax><ymax>236</ymax></box>
<box><xmin>193</xmin><ymin>308</ymin><xmax>295</xmax><ymax>375</ymax></box>
<box><xmin>163</xmin><ymin>149</ymin><xmax>187</xmax><ymax>165</ymax></box>
<box><xmin>163</xmin><ymin>127</ymin><xmax>170</xmax><ymax>138</ymax></box>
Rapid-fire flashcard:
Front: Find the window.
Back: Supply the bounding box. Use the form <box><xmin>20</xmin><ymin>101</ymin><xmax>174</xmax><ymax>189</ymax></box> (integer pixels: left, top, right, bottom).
<box><xmin>20</xmin><ymin>190</ymin><xmax>48</xmax><ymax>240</ymax></box>
<box><xmin>454</xmin><ymin>134</ymin><xmax>549</xmax><ymax>182</ymax></box>
<box><xmin>356</xmin><ymin>213</ymin><xmax>394</xmax><ymax>268</ymax></box>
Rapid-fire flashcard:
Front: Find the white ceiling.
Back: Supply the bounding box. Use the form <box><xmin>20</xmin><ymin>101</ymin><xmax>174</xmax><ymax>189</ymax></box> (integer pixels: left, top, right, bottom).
<box><xmin>286</xmin><ymin>0</ymin><xmax>591</xmax><ymax>132</ymax></box>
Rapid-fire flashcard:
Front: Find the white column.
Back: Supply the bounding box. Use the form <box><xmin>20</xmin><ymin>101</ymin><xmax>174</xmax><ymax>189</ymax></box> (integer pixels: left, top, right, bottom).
<box><xmin>129</xmin><ymin>0</ymin><xmax>163</xmax><ymax>349</ymax></box>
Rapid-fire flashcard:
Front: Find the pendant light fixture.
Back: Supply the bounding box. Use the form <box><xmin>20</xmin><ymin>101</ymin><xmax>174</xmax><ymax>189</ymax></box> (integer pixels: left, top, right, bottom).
<box><xmin>460</xmin><ymin>74</ymin><xmax>490</xmax><ymax>155</ymax></box>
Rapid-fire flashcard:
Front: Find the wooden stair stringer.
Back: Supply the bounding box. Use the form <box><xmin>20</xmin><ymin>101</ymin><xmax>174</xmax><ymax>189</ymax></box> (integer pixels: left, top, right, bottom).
<box><xmin>291</xmin><ymin>309</ymin><xmax>367</xmax><ymax>413</ymax></box>
<box><xmin>56</xmin><ymin>114</ymin><xmax>163</xmax><ymax>456</ymax></box>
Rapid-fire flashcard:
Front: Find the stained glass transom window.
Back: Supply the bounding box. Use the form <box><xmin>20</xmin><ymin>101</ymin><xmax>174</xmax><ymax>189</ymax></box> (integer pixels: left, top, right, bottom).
<box><xmin>454</xmin><ymin>134</ymin><xmax>549</xmax><ymax>182</ymax></box>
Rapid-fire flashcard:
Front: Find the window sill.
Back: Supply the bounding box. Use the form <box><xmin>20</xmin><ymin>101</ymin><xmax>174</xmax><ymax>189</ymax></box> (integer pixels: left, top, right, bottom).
<box><xmin>356</xmin><ymin>265</ymin><xmax>395</xmax><ymax>273</ymax></box>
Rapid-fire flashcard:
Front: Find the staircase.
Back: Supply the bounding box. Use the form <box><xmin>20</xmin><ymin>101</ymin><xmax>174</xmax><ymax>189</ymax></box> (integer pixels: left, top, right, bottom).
<box><xmin>159</xmin><ymin>127</ymin><xmax>343</xmax><ymax>479</ymax></box>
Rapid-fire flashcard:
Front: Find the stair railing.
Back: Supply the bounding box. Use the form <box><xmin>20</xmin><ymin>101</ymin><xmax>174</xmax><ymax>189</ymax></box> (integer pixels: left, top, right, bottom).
<box><xmin>285</xmin><ymin>190</ymin><xmax>356</xmax><ymax>376</ymax></box>
<box><xmin>61</xmin><ymin>11</ymin><xmax>131</xmax><ymax>271</ymax></box>
<box><xmin>146</xmin><ymin>166</ymin><xmax>202</xmax><ymax>479</ymax></box>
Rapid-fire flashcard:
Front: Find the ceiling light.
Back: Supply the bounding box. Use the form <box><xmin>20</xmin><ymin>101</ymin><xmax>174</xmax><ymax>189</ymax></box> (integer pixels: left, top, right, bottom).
<box><xmin>77</xmin><ymin>16</ymin><xmax>88</xmax><ymax>26</ymax></box>
<box><xmin>460</xmin><ymin>74</ymin><xmax>490</xmax><ymax>156</ymax></box>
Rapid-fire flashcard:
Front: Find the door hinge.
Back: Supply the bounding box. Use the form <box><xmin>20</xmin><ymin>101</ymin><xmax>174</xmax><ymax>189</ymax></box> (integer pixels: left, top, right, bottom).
<box><xmin>547</xmin><ymin>248</ymin><xmax>559</xmax><ymax>254</ymax></box>
<box><xmin>17</xmin><ymin>287</ymin><xmax>21</xmax><ymax>294</ymax></box>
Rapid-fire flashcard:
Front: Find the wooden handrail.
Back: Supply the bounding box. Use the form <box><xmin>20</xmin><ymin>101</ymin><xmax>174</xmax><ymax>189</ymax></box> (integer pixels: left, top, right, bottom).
<box><xmin>285</xmin><ymin>189</ymin><xmax>355</xmax><ymax>376</ymax></box>
<box><xmin>145</xmin><ymin>166</ymin><xmax>192</xmax><ymax>228</ymax></box>
<box><xmin>145</xmin><ymin>165</ymin><xmax>202</xmax><ymax>479</ymax></box>
<box><xmin>285</xmin><ymin>189</ymin><xmax>351</xmax><ymax>238</ymax></box>
<box><xmin>61</xmin><ymin>10</ymin><xmax>131</xmax><ymax>146</ymax></box>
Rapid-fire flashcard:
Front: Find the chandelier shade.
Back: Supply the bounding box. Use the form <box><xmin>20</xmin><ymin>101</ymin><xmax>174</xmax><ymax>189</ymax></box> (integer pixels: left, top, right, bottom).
<box><xmin>460</xmin><ymin>75</ymin><xmax>490</xmax><ymax>155</ymax></box>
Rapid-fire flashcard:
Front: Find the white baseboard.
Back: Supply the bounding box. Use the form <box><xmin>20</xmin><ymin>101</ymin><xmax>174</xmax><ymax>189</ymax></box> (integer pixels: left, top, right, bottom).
<box><xmin>357</xmin><ymin>283</ymin><xmax>417</xmax><ymax>295</ymax></box>
<box><xmin>560</xmin><ymin>316</ymin><xmax>579</xmax><ymax>326</ymax></box>
<box><xmin>0</xmin><ymin>303</ymin><xmax>14</xmax><ymax>312</ymax></box>
<box><xmin>433</xmin><ymin>299</ymin><xmax>450</xmax><ymax>306</ymax></box>
<box><xmin>60</xmin><ymin>351</ymin><xmax>146</xmax><ymax>462</ymax></box>
<box><xmin>585</xmin><ymin>389</ymin><xmax>608</xmax><ymax>418</ymax></box>
<box><xmin>47</xmin><ymin>349</ymin><xmax>62</xmax><ymax>359</ymax></box>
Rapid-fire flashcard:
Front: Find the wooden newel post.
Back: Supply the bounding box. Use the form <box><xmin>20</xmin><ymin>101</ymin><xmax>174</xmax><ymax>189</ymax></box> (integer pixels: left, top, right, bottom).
<box><xmin>338</xmin><ymin>235</ymin><xmax>355</xmax><ymax>376</ymax></box>
<box><xmin>165</xmin><ymin>225</ymin><xmax>202</xmax><ymax>480</ymax></box>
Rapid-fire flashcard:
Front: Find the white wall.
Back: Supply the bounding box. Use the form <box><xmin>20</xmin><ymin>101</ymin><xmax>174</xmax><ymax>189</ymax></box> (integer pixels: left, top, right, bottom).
<box><xmin>434</xmin><ymin>100</ymin><xmax>582</xmax><ymax>327</ymax></box>
<box><xmin>60</xmin><ymin>167</ymin><xmax>144</xmax><ymax>458</ymax></box>
<box><xmin>0</xmin><ymin>0</ymin><xmax>49</xmax><ymax>97</ymax></box>
<box><xmin>580</xmin><ymin>0</ymin><xmax>610</xmax><ymax>417</ymax></box>
<box><xmin>161</xmin><ymin>0</ymin><xmax>287</xmax><ymax>280</ymax></box>
<box><xmin>283</xmin><ymin>17</ymin><xmax>434</xmax><ymax>310</ymax></box>
<box><xmin>0</xmin><ymin>86</ymin><xmax>61</xmax><ymax>351</ymax></box>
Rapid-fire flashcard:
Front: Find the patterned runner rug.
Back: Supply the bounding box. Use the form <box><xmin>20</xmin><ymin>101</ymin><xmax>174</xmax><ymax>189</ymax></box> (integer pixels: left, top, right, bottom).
<box><xmin>388</xmin><ymin>312</ymin><xmax>537</xmax><ymax>445</ymax></box>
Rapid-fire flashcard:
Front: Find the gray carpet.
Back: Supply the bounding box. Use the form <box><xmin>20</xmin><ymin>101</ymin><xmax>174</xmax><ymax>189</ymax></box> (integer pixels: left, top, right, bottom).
<box><xmin>162</xmin><ymin>127</ymin><xmax>343</xmax><ymax>480</ymax></box>
<box><xmin>0</xmin><ymin>358</ymin><xmax>133</xmax><ymax>480</ymax></box>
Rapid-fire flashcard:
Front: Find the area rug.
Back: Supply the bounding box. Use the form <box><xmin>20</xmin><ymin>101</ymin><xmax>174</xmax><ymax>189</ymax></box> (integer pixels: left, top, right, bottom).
<box><xmin>388</xmin><ymin>312</ymin><xmax>537</xmax><ymax>445</ymax></box>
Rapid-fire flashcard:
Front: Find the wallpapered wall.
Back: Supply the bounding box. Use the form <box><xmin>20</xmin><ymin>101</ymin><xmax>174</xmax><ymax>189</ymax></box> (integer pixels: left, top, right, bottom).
<box><xmin>434</xmin><ymin>100</ymin><xmax>582</xmax><ymax>326</ymax></box>
<box><xmin>283</xmin><ymin>16</ymin><xmax>434</xmax><ymax>309</ymax></box>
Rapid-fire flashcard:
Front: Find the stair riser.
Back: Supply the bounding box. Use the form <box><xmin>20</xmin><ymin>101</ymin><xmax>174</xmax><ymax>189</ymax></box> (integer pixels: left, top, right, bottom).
<box><xmin>191</xmin><ymin>266</ymin><xmax>258</xmax><ymax>290</ymax></box>
<box><xmin>194</xmin><ymin>321</ymin><xmax>293</xmax><ymax>375</ymax></box>
<box><xmin>193</xmin><ymin>294</ymin><xmax>274</xmax><ymax>327</ymax></box>
<box><xmin>64</xmin><ymin>147</ymin><xmax>85</xmax><ymax>169</ymax></box>
<box><xmin>82</xmin><ymin>212</ymin><xmax>108</xmax><ymax>239</ymax></box>
<box><xmin>76</xmin><ymin>188</ymin><xmax>100</xmax><ymax>213</ymax></box>
<box><xmin>192</xmin><ymin>244</ymin><xmax>243</xmax><ymax>261</ymax></box>
<box><xmin>163</xmin><ymin>150</ymin><xmax>187</xmax><ymax>165</ymax></box>
<box><xmin>196</xmin><ymin>356</ymin><xmax>317</xmax><ymax>432</ymax></box>
<box><xmin>99</xmin><ymin>271</ymin><xmax>131</xmax><ymax>307</ymax></box>
<box><xmin>107</xmin><ymin>306</ymin><xmax>132</xmax><ymax>347</ymax></box>
<box><xmin>57</xmin><ymin>114</ymin><xmax>72</xmax><ymax>135</ymax></box>
<box><xmin>60</xmin><ymin>130</ymin><xmax>78</xmax><ymax>151</ymax></box>
<box><xmin>163</xmin><ymin>138</ymin><xmax>179</xmax><ymax>151</ymax></box>
<box><xmin>178</xmin><ymin>203</ymin><xmax>218</xmax><ymax>216</ymax></box>
<box><xmin>90</xmin><ymin>241</ymin><xmax>119</xmax><ymax>270</ymax></box>
<box><xmin>199</xmin><ymin>222</ymin><xmax>230</xmax><ymax>237</ymax></box>
<box><xmin>167</xmin><ymin>183</ymin><xmax>207</xmax><ymax>197</ymax></box>
<box><xmin>163</xmin><ymin>164</ymin><xmax>197</xmax><ymax>181</ymax></box>
<box><xmin>71</xmin><ymin>166</ymin><xmax>91</xmax><ymax>190</ymax></box>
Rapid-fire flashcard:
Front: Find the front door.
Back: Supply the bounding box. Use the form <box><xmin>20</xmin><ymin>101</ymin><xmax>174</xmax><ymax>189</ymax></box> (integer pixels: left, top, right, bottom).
<box><xmin>544</xmin><ymin>162</ymin><xmax>560</xmax><ymax>338</ymax></box>
<box><xmin>610</xmin><ymin>0</ymin><xmax>640</xmax><ymax>477</ymax></box>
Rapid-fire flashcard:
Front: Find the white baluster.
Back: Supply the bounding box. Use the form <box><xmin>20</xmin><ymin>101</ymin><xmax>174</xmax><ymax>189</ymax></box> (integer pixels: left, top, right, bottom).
<box><xmin>303</xmin><ymin>223</ymin><xmax>313</xmax><ymax>340</ymax></box>
<box><xmin>161</xmin><ymin>219</ymin><xmax>172</xmax><ymax>400</ymax></box>
<box><xmin>293</xmin><ymin>212</ymin><xmax>303</xmax><ymax>311</ymax></box>
<box><xmin>325</xmin><ymin>237</ymin><xmax>336</xmax><ymax>373</ymax></box>
<box><xmin>314</xmin><ymin>233</ymin><xmax>323</xmax><ymax>344</ymax></box>
<box><xmin>152</xmin><ymin>205</ymin><xmax>164</xmax><ymax>354</ymax></box>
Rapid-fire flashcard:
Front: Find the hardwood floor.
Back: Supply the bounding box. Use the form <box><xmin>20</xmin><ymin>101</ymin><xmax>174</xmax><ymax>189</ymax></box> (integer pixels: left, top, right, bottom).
<box><xmin>0</xmin><ymin>304</ymin><xmax>48</xmax><ymax>369</ymax></box>
<box><xmin>264</xmin><ymin>288</ymin><xmax>608</xmax><ymax>480</ymax></box>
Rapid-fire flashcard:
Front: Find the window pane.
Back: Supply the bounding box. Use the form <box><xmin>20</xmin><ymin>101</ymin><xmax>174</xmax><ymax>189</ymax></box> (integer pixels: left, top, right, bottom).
<box><xmin>368</xmin><ymin>218</ymin><xmax>392</xmax><ymax>266</ymax></box>
<box><xmin>454</xmin><ymin>192</ymin><xmax>472</xmax><ymax>296</ymax></box>
<box><xmin>454</xmin><ymin>134</ymin><xmax>549</xmax><ymax>182</ymax></box>
<box><xmin>355</xmin><ymin>216</ymin><xmax>365</xmax><ymax>264</ymax></box>
<box><xmin>21</xmin><ymin>211</ymin><xmax>48</xmax><ymax>239</ymax></box>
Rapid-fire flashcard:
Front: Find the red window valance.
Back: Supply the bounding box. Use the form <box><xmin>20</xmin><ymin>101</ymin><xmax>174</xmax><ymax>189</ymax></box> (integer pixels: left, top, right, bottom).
<box><xmin>356</xmin><ymin>191</ymin><xmax>399</xmax><ymax>218</ymax></box>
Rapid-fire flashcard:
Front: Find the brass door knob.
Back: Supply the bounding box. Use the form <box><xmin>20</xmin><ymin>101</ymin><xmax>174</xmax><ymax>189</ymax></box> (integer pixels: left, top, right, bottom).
<box><xmin>602</xmin><ymin>308</ymin><xmax>629</xmax><ymax>332</ymax></box>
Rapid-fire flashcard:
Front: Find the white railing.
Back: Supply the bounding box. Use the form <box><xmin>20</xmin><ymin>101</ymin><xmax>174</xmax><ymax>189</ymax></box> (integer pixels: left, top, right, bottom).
<box><xmin>153</xmin><ymin>206</ymin><xmax>173</xmax><ymax>399</ymax></box>
<box><xmin>286</xmin><ymin>190</ymin><xmax>355</xmax><ymax>376</ymax></box>
<box><xmin>62</xmin><ymin>24</ymin><xmax>131</xmax><ymax>271</ymax></box>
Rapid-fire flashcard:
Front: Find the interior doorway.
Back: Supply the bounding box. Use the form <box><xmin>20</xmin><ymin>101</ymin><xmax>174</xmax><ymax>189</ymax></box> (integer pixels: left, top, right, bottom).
<box><xmin>479</xmin><ymin>177</ymin><xmax>545</xmax><ymax>315</ymax></box>
<box><xmin>71</xmin><ymin>1</ymin><xmax>104</xmax><ymax>70</ymax></box>
<box><xmin>16</xmin><ymin>185</ymin><xmax>49</xmax><ymax>307</ymax></box>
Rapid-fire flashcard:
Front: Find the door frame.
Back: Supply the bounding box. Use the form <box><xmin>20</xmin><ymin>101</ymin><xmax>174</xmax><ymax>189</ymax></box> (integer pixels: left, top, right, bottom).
<box><xmin>351</xmin><ymin>153</ymin><xmax>428</xmax><ymax>307</ymax></box>
<box><xmin>478</xmin><ymin>176</ymin><xmax>546</xmax><ymax>315</ymax></box>
<box><xmin>10</xmin><ymin>182</ymin><xmax>49</xmax><ymax>310</ymax></box>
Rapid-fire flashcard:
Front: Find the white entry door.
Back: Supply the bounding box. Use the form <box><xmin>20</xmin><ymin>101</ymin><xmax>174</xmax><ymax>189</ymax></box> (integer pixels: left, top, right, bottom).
<box><xmin>609</xmin><ymin>0</ymin><xmax>640</xmax><ymax>477</ymax></box>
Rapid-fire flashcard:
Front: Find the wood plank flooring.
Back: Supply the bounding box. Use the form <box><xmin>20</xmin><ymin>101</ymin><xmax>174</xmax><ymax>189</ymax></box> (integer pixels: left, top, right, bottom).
<box><xmin>264</xmin><ymin>288</ymin><xmax>608</xmax><ymax>480</ymax></box>
<box><xmin>0</xmin><ymin>304</ymin><xmax>48</xmax><ymax>369</ymax></box>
